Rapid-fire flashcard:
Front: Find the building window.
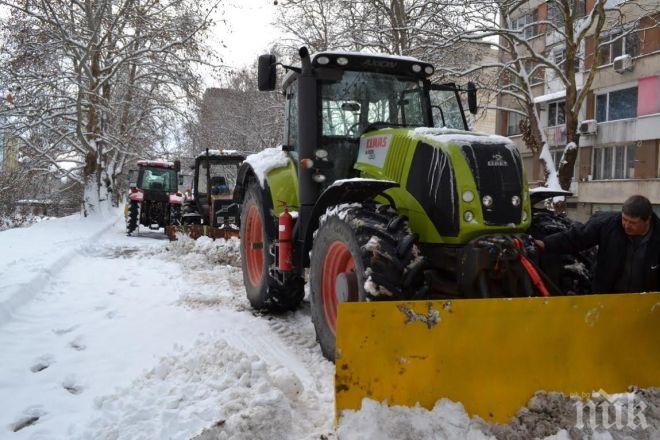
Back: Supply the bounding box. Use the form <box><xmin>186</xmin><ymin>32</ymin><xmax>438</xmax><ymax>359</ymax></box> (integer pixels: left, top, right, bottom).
<box><xmin>598</xmin><ymin>30</ymin><xmax>639</xmax><ymax>66</ymax></box>
<box><xmin>553</xmin><ymin>47</ymin><xmax>580</xmax><ymax>72</ymax></box>
<box><xmin>595</xmin><ymin>87</ymin><xmax>637</xmax><ymax>122</ymax></box>
<box><xmin>592</xmin><ymin>144</ymin><xmax>636</xmax><ymax>180</ymax></box>
<box><xmin>507</xmin><ymin>111</ymin><xmax>525</xmax><ymax>136</ymax></box>
<box><xmin>547</xmin><ymin>101</ymin><xmax>566</xmax><ymax>127</ymax></box>
<box><xmin>547</xmin><ymin>0</ymin><xmax>585</xmax><ymax>29</ymax></box>
<box><xmin>512</xmin><ymin>11</ymin><xmax>539</xmax><ymax>40</ymax></box>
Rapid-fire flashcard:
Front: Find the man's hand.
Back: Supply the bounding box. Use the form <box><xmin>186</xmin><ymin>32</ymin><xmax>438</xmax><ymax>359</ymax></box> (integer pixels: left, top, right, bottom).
<box><xmin>534</xmin><ymin>239</ymin><xmax>545</xmax><ymax>251</ymax></box>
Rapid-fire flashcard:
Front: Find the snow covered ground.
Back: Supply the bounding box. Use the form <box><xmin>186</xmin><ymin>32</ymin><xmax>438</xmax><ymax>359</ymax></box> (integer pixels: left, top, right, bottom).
<box><xmin>1</xmin><ymin>212</ymin><xmax>657</xmax><ymax>440</ymax></box>
<box><xmin>0</xmin><ymin>214</ymin><xmax>333</xmax><ymax>439</ymax></box>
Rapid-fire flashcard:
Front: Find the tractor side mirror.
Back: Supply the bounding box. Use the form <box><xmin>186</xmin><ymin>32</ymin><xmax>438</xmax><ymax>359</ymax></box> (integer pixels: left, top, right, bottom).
<box><xmin>128</xmin><ymin>170</ymin><xmax>137</xmax><ymax>188</ymax></box>
<box><xmin>258</xmin><ymin>54</ymin><xmax>277</xmax><ymax>91</ymax></box>
<box><xmin>173</xmin><ymin>160</ymin><xmax>181</xmax><ymax>172</ymax></box>
<box><xmin>467</xmin><ymin>82</ymin><xmax>478</xmax><ymax>115</ymax></box>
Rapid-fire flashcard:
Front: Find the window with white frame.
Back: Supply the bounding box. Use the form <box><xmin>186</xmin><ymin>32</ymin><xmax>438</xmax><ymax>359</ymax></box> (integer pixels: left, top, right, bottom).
<box><xmin>595</xmin><ymin>87</ymin><xmax>637</xmax><ymax>122</ymax></box>
<box><xmin>592</xmin><ymin>144</ymin><xmax>636</xmax><ymax>180</ymax></box>
<box><xmin>507</xmin><ymin>111</ymin><xmax>525</xmax><ymax>136</ymax></box>
<box><xmin>547</xmin><ymin>101</ymin><xmax>565</xmax><ymax>127</ymax></box>
<box><xmin>512</xmin><ymin>11</ymin><xmax>539</xmax><ymax>40</ymax></box>
<box><xmin>598</xmin><ymin>29</ymin><xmax>640</xmax><ymax>66</ymax></box>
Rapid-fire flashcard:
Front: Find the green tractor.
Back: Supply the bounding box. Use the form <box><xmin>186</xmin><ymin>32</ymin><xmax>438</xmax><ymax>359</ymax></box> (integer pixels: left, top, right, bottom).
<box><xmin>235</xmin><ymin>48</ymin><xmax>544</xmax><ymax>360</ymax></box>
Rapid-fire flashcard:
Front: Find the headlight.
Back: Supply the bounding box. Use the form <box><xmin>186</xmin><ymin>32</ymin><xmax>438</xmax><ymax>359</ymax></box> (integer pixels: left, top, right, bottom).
<box><xmin>462</xmin><ymin>190</ymin><xmax>474</xmax><ymax>203</ymax></box>
<box><xmin>317</xmin><ymin>56</ymin><xmax>330</xmax><ymax>65</ymax></box>
<box><xmin>411</xmin><ymin>64</ymin><xmax>422</xmax><ymax>73</ymax></box>
<box><xmin>511</xmin><ymin>195</ymin><xmax>521</xmax><ymax>207</ymax></box>
<box><xmin>315</xmin><ymin>149</ymin><xmax>328</xmax><ymax>159</ymax></box>
<box><xmin>482</xmin><ymin>195</ymin><xmax>493</xmax><ymax>207</ymax></box>
<box><xmin>312</xmin><ymin>173</ymin><xmax>326</xmax><ymax>183</ymax></box>
<box><xmin>336</xmin><ymin>57</ymin><xmax>349</xmax><ymax>66</ymax></box>
<box><xmin>464</xmin><ymin>211</ymin><xmax>474</xmax><ymax>222</ymax></box>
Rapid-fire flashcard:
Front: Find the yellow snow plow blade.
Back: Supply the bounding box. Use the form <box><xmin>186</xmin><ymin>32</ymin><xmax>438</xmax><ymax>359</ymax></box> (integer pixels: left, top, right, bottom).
<box><xmin>335</xmin><ymin>292</ymin><xmax>660</xmax><ymax>423</ymax></box>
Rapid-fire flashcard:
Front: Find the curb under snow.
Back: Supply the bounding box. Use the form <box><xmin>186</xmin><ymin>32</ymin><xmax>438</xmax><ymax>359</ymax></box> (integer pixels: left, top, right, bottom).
<box><xmin>0</xmin><ymin>217</ymin><xmax>118</xmax><ymax>326</ymax></box>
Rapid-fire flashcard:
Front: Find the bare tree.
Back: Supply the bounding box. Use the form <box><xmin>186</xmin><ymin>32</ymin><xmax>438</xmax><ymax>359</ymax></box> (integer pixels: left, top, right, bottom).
<box><xmin>0</xmin><ymin>0</ymin><xmax>221</xmax><ymax>214</ymax></box>
<box><xmin>442</xmin><ymin>0</ymin><xmax>658</xmax><ymax>190</ymax></box>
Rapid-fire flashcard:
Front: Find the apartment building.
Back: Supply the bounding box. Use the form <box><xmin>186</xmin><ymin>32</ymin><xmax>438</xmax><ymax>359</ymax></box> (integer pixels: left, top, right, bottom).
<box><xmin>495</xmin><ymin>0</ymin><xmax>660</xmax><ymax>221</ymax></box>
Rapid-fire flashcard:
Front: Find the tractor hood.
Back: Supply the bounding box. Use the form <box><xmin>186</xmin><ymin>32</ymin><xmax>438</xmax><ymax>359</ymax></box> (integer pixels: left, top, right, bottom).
<box><xmin>411</xmin><ymin>127</ymin><xmax>515</xmax><ymax>148</ymax></box>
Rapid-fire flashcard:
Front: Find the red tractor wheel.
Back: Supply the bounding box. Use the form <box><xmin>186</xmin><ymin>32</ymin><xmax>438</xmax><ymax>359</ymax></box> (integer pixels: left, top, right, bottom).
<box><xmin>310</xmin><ymin>204</ymin><xmax>422</xmax><ymax>361</ymax></box>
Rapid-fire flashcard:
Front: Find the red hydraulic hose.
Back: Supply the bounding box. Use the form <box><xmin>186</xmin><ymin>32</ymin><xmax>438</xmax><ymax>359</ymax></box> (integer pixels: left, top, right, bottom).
<box><xmin>513</xmin><ymin>238</ymin><xmax>551</xmax><ymax>297</ymax></box>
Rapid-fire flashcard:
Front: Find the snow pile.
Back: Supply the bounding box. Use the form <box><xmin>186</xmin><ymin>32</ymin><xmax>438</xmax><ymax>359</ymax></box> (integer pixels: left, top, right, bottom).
<box><xmin>338</xmin><ymin>398</ymin><xmax>493</xmax><ymax>439</ymax></box>
<box><xmin>82</xmin><ymin>337</ymin><xmax>300</xmax><ymax>440</ymax></box>
<box><xmin>245</xmin><ymin>147</ymin><xmax>290</xmax><ymax>188</ymax></box>
<box><xmin>486</xmin><ymin>388</ymin><xmax>659</xmax><ymax>440</ymax></box>
<box><xmin>167</xmin><ymin>234</ymin><xmax>242</xmax><ymax>267</ymax></box>
<box><xmin>339</xmin><ymin>388</ymin><xmax>659</xmax><ymax>440</ymax></box>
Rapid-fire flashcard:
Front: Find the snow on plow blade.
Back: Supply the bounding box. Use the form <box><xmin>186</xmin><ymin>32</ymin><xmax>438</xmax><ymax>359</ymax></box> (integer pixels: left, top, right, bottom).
<box><xmin>335</xmin><ymin>292</ymin><xmax>660</xmax><ymax>423</ymax></box>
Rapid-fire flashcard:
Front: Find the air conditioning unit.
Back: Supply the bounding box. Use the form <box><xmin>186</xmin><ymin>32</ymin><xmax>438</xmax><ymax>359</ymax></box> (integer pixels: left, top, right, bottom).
<box><xmin>578</xmin><ymin>119</ymin><xmax>597</xmax><ymax>135</ymax></box>
<box><xmin>613</xmin><ymin>54</ymin><xmax>634</xmax><ymax>73</ymax></box>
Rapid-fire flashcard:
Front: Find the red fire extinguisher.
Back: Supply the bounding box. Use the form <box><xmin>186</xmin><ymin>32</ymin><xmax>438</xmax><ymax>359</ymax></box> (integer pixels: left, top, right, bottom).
<box><xmin>278</xmin><ymin>207</ymin><xmax>293</xmax><ymax>271</ymax></box>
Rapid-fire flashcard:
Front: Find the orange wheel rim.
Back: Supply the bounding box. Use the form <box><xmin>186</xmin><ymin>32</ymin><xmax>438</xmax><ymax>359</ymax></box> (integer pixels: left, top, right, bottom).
<box><xmin>322</xmin><ymin>241</ymin><xmax>355</xmax><ymax>334</ymax></box>
<box><xmin>245</xmin><ymin>205</ymin><xmax>264</xmax><ymax>286</ymax></box>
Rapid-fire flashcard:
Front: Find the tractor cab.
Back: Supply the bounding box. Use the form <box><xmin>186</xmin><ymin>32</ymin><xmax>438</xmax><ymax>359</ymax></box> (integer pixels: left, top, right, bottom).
<box><xmin>262</xmin><ymin>50</ymin><xmax>477</xmax><ymax>188</ymax></box>
<box><xmin>182</xmin><ymin>149</ymin><xmax>245</xmax><ymax>228</ymax></box>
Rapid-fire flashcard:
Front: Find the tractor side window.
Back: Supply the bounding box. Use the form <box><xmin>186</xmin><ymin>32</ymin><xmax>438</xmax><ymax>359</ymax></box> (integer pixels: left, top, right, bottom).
<box><xmin>430</xmin><ymin>88</ymin><xmax>465</xmax><ymax>130</ymax></box>
<box><xmin>285</xmin><ymin>85</ymin><xmax>298</xmax><ymax>150</ymax></box>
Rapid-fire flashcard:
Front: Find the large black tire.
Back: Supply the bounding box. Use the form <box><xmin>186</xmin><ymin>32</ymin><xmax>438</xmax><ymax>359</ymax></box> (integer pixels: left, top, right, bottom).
<box><xmin>310</xmin><ymin>204</ymin><xmax>422</xmax><ymax>361</ymax></box>
<box><xmin>126</xmin><ymin>201</ymin><xmax>139</xmax><ymax>235</ymax></box>
<box><xmin>239</xmin><ymin>181</ymin><xmax>304</xmax><ymax>311</ymax></box>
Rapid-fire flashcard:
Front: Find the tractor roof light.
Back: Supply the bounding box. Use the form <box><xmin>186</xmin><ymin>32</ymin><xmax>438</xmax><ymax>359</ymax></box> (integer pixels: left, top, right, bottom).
<box><xmin>511</xmin><ymin>195</ymin><xmax>521</xmax><ymax>207</ymax></box>
<box><xmin>464</xmin><ymin>211</ymin><xmax>475</xmax><ymax>222</ymax></box>
<box><xmin>336</xmin><ymin>57</ymin><xmax>349</xmax><ymax>66</ymax></box>
<box><xmin>300</xmin><ymin>158</ymin><xmax>314</xmax><ymax>169</ymax></box>
<box><xmin>462</xmin><ymin>190</ymin><xmax>474</xmax><ymax>203</ymax></box>
<box><xmin>482</xmin><ymin>195</ymin><xmax>493</xmax><ymax>207</ymax></box>
<box><xmin>424</xmin><ymin>66</ymin><xmax>434</xmax><ymax>75</ymax></box>
<box><xmin>317</xmin><ymin>56</ymin><xmax>330</xmax><ymax>65</ymax></box>
<box><xmin>411</xmin><ymin>64</ymin><xmax>422</xmax><ymax>73</ymax></box>
<box><xmin>312</xmin><ymin>173</ymin><xmax>326</xmax><ymax>183</ymax></box>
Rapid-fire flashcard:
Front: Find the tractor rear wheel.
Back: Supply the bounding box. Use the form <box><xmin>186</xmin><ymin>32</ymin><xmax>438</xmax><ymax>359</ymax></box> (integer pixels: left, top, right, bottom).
<box><xmin>170</xmin><ymin>205</ymin><xmax>182</xmax><ymax>226</ymax></box>
<box><xmin>126</xmin><ymin>201</ymin><xmax>139</xmax><ymax>235</ymax></box>
<box><xmin>239</xmin><ymin>181</ymin><xmax>304</xmax><ymax>310</ymax></box>
<box><xmin>310</xmin><ymin>204</ymin><xmax>422</xmax><ymax>361</ymax></box>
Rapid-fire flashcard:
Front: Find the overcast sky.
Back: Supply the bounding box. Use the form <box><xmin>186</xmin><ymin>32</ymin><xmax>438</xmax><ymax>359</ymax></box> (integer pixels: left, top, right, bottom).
<box><xmin>213</xmin><ymin>0</ymin><xmax>282</xmax><ymax>70</ymax></box>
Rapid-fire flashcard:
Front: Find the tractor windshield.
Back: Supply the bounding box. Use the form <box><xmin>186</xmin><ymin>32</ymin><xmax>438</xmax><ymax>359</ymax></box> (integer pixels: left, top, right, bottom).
<box><xmin>320</xmin><ymin>71</ymin><xmax>427</xmax><ymax>139</ymax></box>
<box><xmin>137</xmin><ymin>166</ymin><xmax>178</xmax><ymax>192</ymax></box>
<box><xmin>197</xmin><ymin>161</ymin><xmax>240</xmax><ymax>196</ymax></box>
<box><xmin>430</xmin><ymin>86</ymin><xmax>467</xmax><ymax>130</ymax></box>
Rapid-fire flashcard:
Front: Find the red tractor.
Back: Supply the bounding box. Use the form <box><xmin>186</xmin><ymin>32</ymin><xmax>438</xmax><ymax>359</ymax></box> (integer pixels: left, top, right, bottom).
<box><xmin>126</xmin><ymin>160</ymin><xmax>183</xmax><ymax>235</ymax></box>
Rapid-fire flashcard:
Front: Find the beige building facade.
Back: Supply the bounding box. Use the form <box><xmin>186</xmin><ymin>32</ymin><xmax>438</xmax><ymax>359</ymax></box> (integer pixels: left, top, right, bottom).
<box><xmin>495</xmin><ymin>0</ymin><xmax>660</xmax><ymax>221</ymax></box>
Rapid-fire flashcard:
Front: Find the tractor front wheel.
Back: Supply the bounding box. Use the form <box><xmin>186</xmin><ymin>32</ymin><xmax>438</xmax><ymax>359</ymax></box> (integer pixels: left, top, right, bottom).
<box><xmin>126</xmin><ymin>201</ymin><xmax>139</xmax><ymax>235</ymax></box>
<box><xmin>310</xmin><ymin>204</ymin><xmax>422</xmax><ymax>361</ymax></box>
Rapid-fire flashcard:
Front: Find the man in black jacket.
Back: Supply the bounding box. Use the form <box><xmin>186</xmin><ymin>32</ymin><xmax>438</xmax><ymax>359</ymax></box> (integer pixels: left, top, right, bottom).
<box><xmin>535</xmin><ymin>195</ymin><xmax>660</xmax><ymax>294</ymax></box>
